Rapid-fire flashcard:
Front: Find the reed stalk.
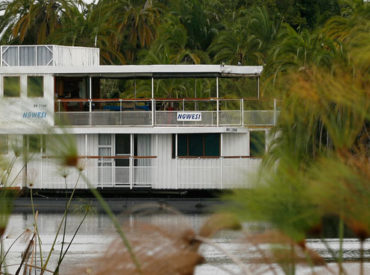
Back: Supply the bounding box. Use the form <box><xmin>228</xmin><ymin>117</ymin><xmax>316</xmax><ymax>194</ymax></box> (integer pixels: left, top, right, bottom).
<box><xmin>81</xmin><ymin>173</ymin><xmax>142</xmax><ymax>274</ymax></box>
<box><xmin>338</xmin><ymin>216</ymin><xmax>344</xmax><ymax>275</ymax></box>
<box><xmin>39</xmin><ymin>173</ymin><xmax>81</xmax><ymax>275</ymax></box>
<box><xmin>359</xmin><ymin>239</ymin><xmax>364</xmax><ymax>275</ymax></box>
<box><xmin>54</xmin><ymin>205</ymin><xmax>90</xmax><ymax>274</ymax></box>
<box><xmin>0</xmin><ymin>230</ymin><xmax>30</xmax><ymax>267</ymax></box>
<box><xmin>30</xmin><ymin>190</ymin><xmax>43</xmax><ymax>268</ymax></box>
<box><xmin>15</xmin><ymin>233</ymin><xmax>35</xmax><ymax>275</ymax></box>
<box><xmin>56</xmin><ymin>176</ymin><xmax>69</xmax><ymax>270</ymax></box>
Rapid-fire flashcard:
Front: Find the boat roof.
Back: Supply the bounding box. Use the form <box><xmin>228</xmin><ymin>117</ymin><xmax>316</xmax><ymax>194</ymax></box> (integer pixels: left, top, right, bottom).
<box><xmin>0</xmin><ymin>64</ymin><xmax>263</xmax><ymax>78</ymax></box>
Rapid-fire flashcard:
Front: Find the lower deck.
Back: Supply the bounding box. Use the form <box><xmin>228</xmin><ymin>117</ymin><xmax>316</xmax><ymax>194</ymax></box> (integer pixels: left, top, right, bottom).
<box><xmin>1</xmin><ymin>131</ymin><xmax>268</xmax><ymax>190</ymax></box>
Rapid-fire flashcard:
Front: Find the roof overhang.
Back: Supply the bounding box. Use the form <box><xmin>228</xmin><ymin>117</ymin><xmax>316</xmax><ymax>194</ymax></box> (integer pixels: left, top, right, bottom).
<box><xmin>0</xmin><ymin>64</ymin><xmax>263</xmax><ymax>78</ymax></box>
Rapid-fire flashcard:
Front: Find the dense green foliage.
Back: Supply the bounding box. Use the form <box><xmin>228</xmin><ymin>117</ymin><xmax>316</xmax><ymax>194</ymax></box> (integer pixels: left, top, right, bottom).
<box><xmin>0</xmin><ymin>0</ymin><xmax>364</xmax><ymax>67</ymax></box>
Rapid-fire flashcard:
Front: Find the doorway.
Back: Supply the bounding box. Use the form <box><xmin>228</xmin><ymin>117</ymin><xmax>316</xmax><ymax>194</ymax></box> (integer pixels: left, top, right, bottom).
<box><xmin>115</xmin><ymin>134</ymin><xmax>130</xmax><ymax>185</ymax></box>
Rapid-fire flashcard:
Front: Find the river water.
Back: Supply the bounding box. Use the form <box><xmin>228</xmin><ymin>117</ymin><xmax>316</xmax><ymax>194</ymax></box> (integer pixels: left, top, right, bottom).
<box><xmin>2</xmin><ymin>198</ymin><xmax>370</xmax><ymax>274</ymax></box>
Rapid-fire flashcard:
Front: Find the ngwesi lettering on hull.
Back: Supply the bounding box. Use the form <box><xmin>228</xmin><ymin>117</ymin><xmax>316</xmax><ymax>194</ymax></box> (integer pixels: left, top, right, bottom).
<box><xmin>177</xmin><ymin>112</ymin><xmax>202</xmax><ymax>121</ymax></box>
<box><xmin>23</xmin><ymin>112</ymin><xmax>47</xmax><ymax>119</ymax></box>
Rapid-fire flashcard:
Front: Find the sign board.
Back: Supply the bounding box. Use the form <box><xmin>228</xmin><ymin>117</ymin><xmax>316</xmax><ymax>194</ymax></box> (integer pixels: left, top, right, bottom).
<box><xmin>177</xmin><ymin>112</ymin><xmax>202</xmax><ymax>121</ymax></box>
<box><xmin>0</xmin><ymin>98</ymin><xmax>54</xmax><ymax>131</ymax></box>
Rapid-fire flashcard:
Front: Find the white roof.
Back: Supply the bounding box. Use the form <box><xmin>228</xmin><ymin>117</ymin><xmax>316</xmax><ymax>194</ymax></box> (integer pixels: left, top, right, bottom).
<box><xmin>0</xmin><ymin>64</ymin><xmax>263</xmax><ymax>78</ymax></box>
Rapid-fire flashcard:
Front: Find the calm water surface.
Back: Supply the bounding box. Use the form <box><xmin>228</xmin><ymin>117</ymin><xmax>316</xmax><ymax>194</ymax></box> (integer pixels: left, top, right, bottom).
<box><xmin>2</xmin><ymin>199</ymin><xmax>370</xmax><ymax>274</ymax></box>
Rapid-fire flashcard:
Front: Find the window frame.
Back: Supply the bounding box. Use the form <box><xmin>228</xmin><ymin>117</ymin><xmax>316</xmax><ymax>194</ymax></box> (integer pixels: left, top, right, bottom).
<box><xmin>23</xmin><ymin>135</ymin><xmax>46</xmax><ymax>154</ymax></box>
<box><xmin>0</xmin><ymin>135</ymin><xmax>8</xmax><ymax>154</ymax></box>
<box><xmin>249</xmin><ymin>130</ymin><xmax>266</xmax><ymax>157</ymax></box>
<box><xmin>172</xmin><ymin>133</ymin><xmax>220</xmax><ymax>158</ymax></box>
<box><xmin>27</xmin><ymin>76</ymin><xmax>44</xmax><ymax>97</ymax></box>
<box><xmin>3</xmin><ymin>76</ymin><xmax>21</xmax><ymax>97</ymax></box>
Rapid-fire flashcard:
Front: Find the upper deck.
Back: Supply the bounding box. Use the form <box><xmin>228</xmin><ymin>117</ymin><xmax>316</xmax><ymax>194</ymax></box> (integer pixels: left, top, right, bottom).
<box><xmin>0</xmin><ymin>45</ymin><xmax>277</xmax><ymax>133</ymax></box>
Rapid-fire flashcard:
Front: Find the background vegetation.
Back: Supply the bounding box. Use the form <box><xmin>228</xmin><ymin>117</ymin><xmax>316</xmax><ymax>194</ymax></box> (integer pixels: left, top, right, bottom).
<box><xmin>1</xmin><ymin>0</ymin><xmax>369</xmax><ymax>273</ymax></box>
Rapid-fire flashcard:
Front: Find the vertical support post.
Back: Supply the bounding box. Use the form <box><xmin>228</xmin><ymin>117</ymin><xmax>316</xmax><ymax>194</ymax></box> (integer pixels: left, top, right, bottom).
<box><xmin>130</xmin><ymin>134</ymin><xmax>134</xmax><ymax>189</ymax></box>
<box><xmin>257</xmin><ymin>76</ymin><xmax>260</xmax><ymax>100</ymax></box>
<box><xmin>88</xmin><ymin>77</ymin><xmax>92</xmax><ymax>126</ymax></box>
<box><xmin>85</xmin><ymin>134</ymin><xmax>88</xmax><ymax>188</ymax></box>
<box><xmin>151</xmin><ymin>77</ymin><xmax>155</xmax><ymax>126</ymax></box>
<box><xmin>273</xmin><ymin>98</ymin><xmax>277</xmax><ymax>126</ymax></box>
<box><xmin>35</xmin><ymin>46</ymin><xmax>37</xmax><ymax>66</ymax></box>
<box><xmin>194</xmin><ymin>79</ymin><xmax>197</xmax><ymax>111</ymax></box>
<box><xmin>220</xmin><ymin>133</ymin><xmax>223</xmax><ymax>189</ymax></box>
<box><xmin>175</xmin><ymin>133</ymin><xmax>178</xmax><ymax>189</ymax></box>
<box><xmin>89</xmin><ymin>77</ymin><xmax>92</xmax><ymax>112</ymax></box>
<box><xmin>155</xmin><ymin>134</ymin><xmax>158</xmax><ymax>187</ymax></box>
<box><xmin>216</xmin><ymin>77</ymin><xmax>219</xmax><ymax>127</ymax></box>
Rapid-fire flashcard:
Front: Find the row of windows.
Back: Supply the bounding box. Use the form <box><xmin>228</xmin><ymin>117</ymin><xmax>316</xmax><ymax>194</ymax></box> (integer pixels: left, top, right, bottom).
<box><xmin>172</xmin><ymin>132</ymin><xmax>266</xmax><ymax>158</ymax></box>
<box><xmin>0</xmin><ymin>135</ymin><xmax>45</xmax><ymax>154</ymax></box>
<box><xmin>3</xmin><ymin>76</ymin><xmax>44</xmax><ymax>97</ymax></box>
<box><xmin>0</xmin><ymin>133</ymin><xmax>266</xmax><ymax>157</ymax></box>
<box><xmin>172</xmin><ymin>134</ymin><xmax>220</xmax><ymax>158</ymax></box>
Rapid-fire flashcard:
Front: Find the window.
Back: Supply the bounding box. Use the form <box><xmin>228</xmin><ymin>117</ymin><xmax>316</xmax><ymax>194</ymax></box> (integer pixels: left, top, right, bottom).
<box><xmin>98</xmin><ymin>134</ymin><xmax>113</xmax><ymax>185</ymax></box>
<box><xmin>98</xmin><ymin>134</ymin><xmax>112</xmax><ymax>157</ymax></box>
<box><xmin>172</xmin><ymin>134</ymin><xmax>220</xmax><ymax>158</ymax></box>
<box><xmin>23</xmin><ymin>135</ymin><xmax>45</xmax><ymax>153</ymax></box>
<box><xmin>4</xmin><ymin>76</ymin><xmax>20</xmax><ymax>97</ymax></box>
<box><xmin>250</xmin><ymin>131</ymin><xmax>265</xmax><ymax>157</ymax></box>
<box><xmin>28</xmin><ymin>76</ymin><xmax>43</xmax><ymax>97</ymax></box>
<box><xmin>0</xmin><ymin>135</ymin><xmax>8</xmax><ymax>154</ymax></box>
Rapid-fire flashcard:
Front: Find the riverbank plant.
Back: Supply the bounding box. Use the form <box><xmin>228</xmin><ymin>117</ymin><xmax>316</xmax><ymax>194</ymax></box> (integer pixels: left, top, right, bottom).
<box><xmin>226</xmin><ymin>3</ymin><xmax>370</xmax><ymax>274</ymax></box>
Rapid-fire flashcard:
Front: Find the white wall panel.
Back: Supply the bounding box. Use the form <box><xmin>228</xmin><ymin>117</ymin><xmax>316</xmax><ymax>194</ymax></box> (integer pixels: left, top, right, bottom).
<box><xmin>53</xmin><ymin>46</ymin><xmax>99</xmax><ymax>67</ymax></box>
<box><xmin>222</xmin><ymin>133</ymin><xmax>249</xmax><ymax>156</ymax></box>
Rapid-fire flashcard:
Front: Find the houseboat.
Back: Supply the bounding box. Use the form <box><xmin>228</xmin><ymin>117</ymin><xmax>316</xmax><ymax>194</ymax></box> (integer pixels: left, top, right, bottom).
<box><xmin>0</xmin><ymin>45</ymin><xmax>277</xmax><ymax>191</ymax></box>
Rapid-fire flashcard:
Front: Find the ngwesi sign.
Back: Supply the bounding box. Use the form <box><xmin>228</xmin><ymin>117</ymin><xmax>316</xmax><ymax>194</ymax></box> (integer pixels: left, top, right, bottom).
<box><xmin>177</xmin><ymin>112</ymin><xmax>202</xmax><ymax>121</ymax></box>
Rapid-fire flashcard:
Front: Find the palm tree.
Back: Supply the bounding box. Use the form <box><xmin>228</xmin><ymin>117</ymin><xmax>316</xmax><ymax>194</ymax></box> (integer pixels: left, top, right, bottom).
<box><xmin>48</xmin><ymin>0</ymin><xmax>126</xmax><ymax>64</ymax></box>
<box><xmin>0</xmin><ymin>0</ymin><xmax>76</xmax><ymax>44</ymax></box>
<box><xmin>208</xmin><ymin>6</ymin><xmax>278</xmax><ymax>66</ymax></box>
<box><xmin>108</xmin><ymin>0</ymin><xmax>162</xmax><ymax>63</ymax></box>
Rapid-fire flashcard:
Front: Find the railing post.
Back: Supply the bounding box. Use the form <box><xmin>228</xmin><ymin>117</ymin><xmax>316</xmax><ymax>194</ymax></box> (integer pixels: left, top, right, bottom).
<box><xmin>182</xmin><ymin>99</ymin><xmax>185</xmax><ymax>126</ymax></box>
<box><xmin>240</xmin><ymin>98</ymin><xmax>244</xmax><ymax>126</ymax></box>
<box><xmin>119</xmin><ymin>99</ymin><xmax>122</xmax><ymax>125</ymax></box>
<box><xmin>151</xmin><ymin>77</ymin><xmax>155</xmax><ymax>126</ymax></box>
<box><xmin>216</xmin><ymin>77</ymin><xmax>219</xmax><ymax>127</ymax></box>
<box><xmin>273</xmin><ymin>98</ymin><xmax>277</xmax><ymax>126</ymax></box>
<box><xmin>176</xmin><ymin>133</ymin><xmax>178</xmax><ymax>189</ymax></box>
<box><xmin>152</xmin><ymin>99</ymin><xmax>155</xmax><ymax>126</ymax></box>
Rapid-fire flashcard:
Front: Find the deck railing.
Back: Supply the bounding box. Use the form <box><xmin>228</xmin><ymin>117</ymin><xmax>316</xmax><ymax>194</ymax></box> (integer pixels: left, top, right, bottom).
<box><xmin>55</xmin><ymin>98</ymin><xmax>279</xmax><ymax>127</ymax></box>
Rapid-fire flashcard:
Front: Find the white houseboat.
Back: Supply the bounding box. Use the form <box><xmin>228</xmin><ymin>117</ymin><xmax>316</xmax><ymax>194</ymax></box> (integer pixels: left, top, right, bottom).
<box><xmin>0</xmin><ymin>45</ymin><xmax>277</xmax><ymax>190</ymax></box>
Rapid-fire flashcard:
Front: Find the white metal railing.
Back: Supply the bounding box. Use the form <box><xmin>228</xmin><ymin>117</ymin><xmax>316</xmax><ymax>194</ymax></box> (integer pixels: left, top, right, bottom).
<box><xmin>0</xmin><ymin>45</ymin><xmax>99</xmax><ymax>67</ymax></box>
<box><xmin>55</xmin><ymin>98</ymin><xmax>279</xmax><ymax>127</ymax></box>
<box><xmin>1</xmin><ymin>45</ymin><xmax>53</xmax><ymax>66</ymax></box>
